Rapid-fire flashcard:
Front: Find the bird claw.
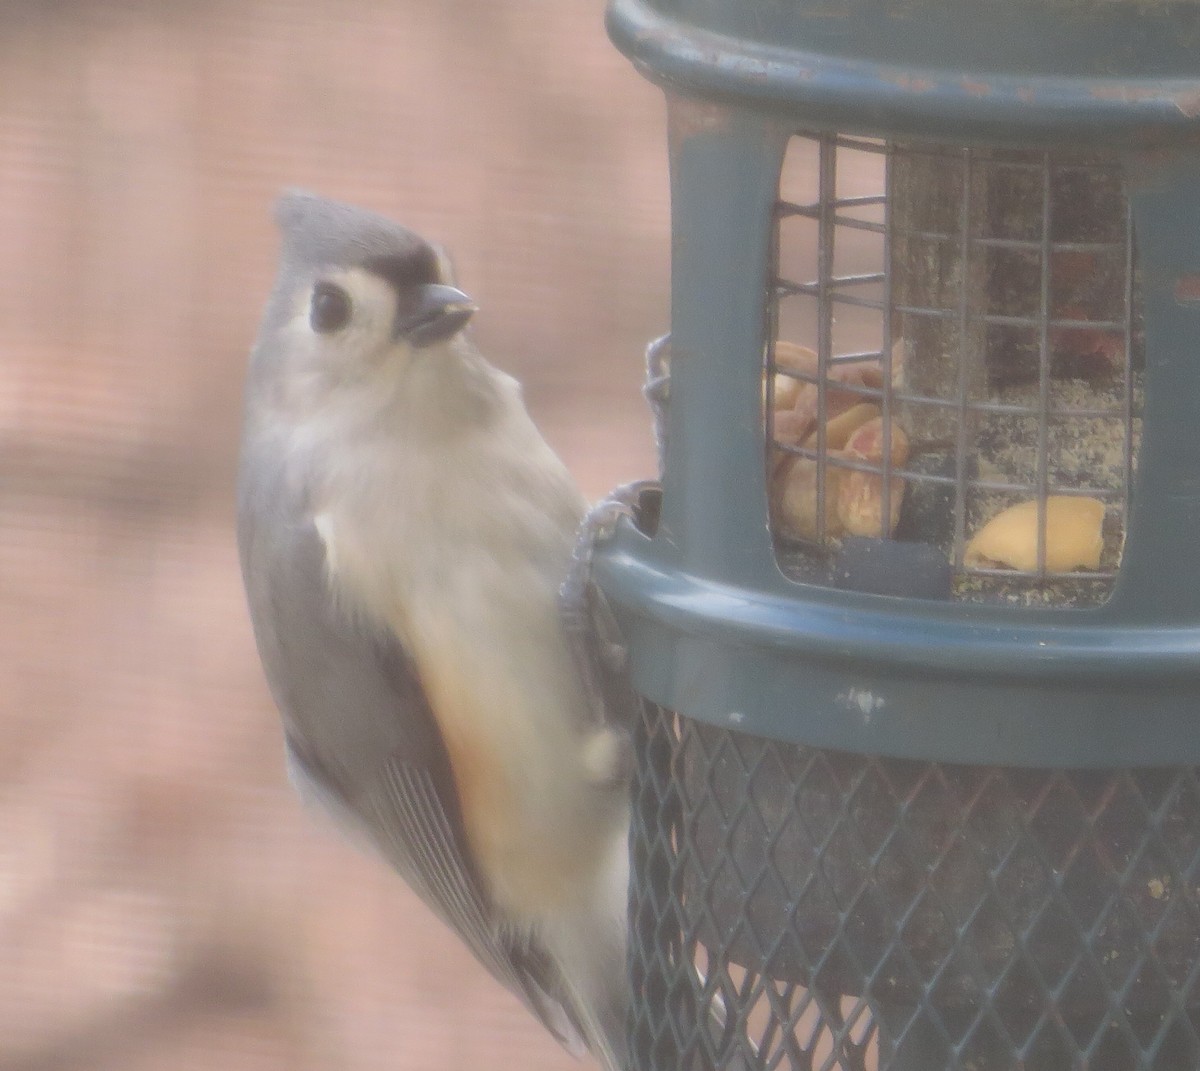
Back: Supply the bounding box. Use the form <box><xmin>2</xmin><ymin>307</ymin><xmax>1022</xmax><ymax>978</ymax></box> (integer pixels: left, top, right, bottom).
<box><xmin>566</xmin><ymin>480</ymin><xmax>661</xmax><ymax>594</ymax></box>
<box><xmin>560</xmin><ymin>481</ymin><xmax>661</xmax><ymax>735</ymax></box>
<box><xmin>558</xmin><ymin>330</ymin><xmax>669</xmax><ymax>739</ymax></box>
<box><xmin>585</xmin><ymin>481</ymin><xmax>656</xmax><ymax>543</ymax></box>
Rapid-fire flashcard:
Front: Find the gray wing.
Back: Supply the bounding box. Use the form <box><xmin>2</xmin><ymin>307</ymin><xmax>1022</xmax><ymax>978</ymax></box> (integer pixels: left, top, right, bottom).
<box><xmin>237</xmin><ymin>470</ymin><xmax>586</xmax><ymax>1052</ymax></box>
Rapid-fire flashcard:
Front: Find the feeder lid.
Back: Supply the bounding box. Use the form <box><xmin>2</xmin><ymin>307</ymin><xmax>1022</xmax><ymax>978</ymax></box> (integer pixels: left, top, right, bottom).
<box><xmin>608</xmin><ymin>0</ymin><xmax>1200</xmax><ymax>145</ymax></box>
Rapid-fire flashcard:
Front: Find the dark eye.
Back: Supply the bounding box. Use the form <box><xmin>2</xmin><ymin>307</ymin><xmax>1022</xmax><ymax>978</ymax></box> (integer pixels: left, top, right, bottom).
<box><xmin>310</xmin><ymin>282</ymin><xmax>352</xmax><ymax>333</ymax></box>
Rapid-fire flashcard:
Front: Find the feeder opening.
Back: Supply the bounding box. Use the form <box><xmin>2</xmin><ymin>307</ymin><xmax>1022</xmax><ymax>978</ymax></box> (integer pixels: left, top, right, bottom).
<box><xmin>767</xmin><ymin>134</ymin><xmax>1143</xmax><ymax>608</ymax></box>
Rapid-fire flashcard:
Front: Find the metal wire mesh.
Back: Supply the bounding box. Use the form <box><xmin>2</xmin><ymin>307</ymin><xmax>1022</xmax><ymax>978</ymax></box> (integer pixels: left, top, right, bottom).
<box><xmin>768</xmin><ymin>134</ymin><xmax>1142</xmax><ymax>607</ymax></box>
<box><xmin>628</xmin><ymin>703</ymin><xmax>1200</xmax><ymax>1071</ymax></box>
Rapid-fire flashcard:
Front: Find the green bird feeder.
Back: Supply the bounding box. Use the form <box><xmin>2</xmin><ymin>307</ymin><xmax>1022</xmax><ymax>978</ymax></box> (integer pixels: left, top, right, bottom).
<box><xmin>594</xmin><ymin>0</ymin><xmax>1200</xmax><ymax>1067</ymax></box>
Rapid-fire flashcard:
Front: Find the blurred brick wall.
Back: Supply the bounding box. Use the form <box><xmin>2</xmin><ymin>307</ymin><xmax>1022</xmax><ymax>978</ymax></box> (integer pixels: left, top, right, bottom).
<box><xmin>0</xmin><ymin>2</ymin><xmax>665</xmax><ymax>1069</ymax></box>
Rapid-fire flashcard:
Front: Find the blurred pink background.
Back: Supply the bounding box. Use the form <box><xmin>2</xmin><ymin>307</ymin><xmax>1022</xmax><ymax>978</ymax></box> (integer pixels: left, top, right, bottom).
<box><xmin>0</xmin><ymin>2</ymin><xmax>666</xmax><ymax>1068</ymax></box>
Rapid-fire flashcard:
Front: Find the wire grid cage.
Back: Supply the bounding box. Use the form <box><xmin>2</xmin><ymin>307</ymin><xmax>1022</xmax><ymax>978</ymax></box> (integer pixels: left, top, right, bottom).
<box><xmin>627</xmin><ymin>702</ymin><xmax>1200</xmax><ymax>1071</ymax></box>
<box><xmin>766</xmin><ymin>133</ymin><xmax>1142</xmax><ymax>607</ymax></box>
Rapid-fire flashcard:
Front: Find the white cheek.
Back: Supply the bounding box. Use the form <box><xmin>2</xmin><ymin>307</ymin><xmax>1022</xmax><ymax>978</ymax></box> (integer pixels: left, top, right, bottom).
<box><xmin>284</xmin><ymin>307</ymin><xmax>390</xmax><ymax>381</ymax></box>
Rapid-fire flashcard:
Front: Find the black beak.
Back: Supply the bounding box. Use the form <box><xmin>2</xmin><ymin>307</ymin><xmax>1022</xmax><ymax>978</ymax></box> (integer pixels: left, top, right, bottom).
<box><xmin>394</xmin><ymin>284</ymin><xmax>477</xmax><ymax>347</ymax></box>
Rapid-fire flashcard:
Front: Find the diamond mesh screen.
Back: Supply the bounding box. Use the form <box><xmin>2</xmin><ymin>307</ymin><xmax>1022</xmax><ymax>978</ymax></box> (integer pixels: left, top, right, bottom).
<box><xmin>628</xmin><ymin>703</ymin><xmax>1200</xmax><ymax>1070</ymax></box>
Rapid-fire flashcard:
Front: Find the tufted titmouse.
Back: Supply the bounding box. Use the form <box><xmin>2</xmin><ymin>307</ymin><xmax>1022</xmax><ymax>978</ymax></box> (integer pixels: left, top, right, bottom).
<box><xmin>237</xmin><ymin>191</ymin><xmax>630</xmax><ymax>1069</ymax></box>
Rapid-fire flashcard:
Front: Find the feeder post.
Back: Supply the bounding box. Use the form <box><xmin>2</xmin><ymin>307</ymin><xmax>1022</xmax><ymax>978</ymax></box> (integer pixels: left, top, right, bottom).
<box><xmin>1121</xmin><ymin>147</ymin><xmax>1200</xmax><ymax>623</ymax></box>
<box><xmin>660</xmin><ymin>95</ymin><xmax>788</xmax><ymax>583</ymax></box>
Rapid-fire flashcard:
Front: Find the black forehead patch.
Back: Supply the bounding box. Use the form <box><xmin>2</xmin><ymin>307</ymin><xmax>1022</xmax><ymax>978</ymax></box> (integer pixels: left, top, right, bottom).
<box><xmin>362</xmin><ymin>247</ymin><xmax>440</xmax><ymax>295</ymax></box>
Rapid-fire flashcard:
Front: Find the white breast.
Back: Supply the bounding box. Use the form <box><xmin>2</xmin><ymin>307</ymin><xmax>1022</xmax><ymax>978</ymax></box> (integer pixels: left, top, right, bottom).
<box><xmin>306</xmin><ymin>348</ymin><xmax>620</xmax><ymax>917</ymax></box>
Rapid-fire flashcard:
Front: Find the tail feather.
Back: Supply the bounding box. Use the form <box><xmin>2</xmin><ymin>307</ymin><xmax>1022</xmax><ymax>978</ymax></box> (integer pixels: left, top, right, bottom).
<box><xmin>540</xmin><ymin>830</ymin><xmax>630</xmax><ymax>1071</ymax></box>
<box><xmin>542</xmin><ymin>909</ymin><xmax>628</xmax><ymax>1071</ymax></box>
